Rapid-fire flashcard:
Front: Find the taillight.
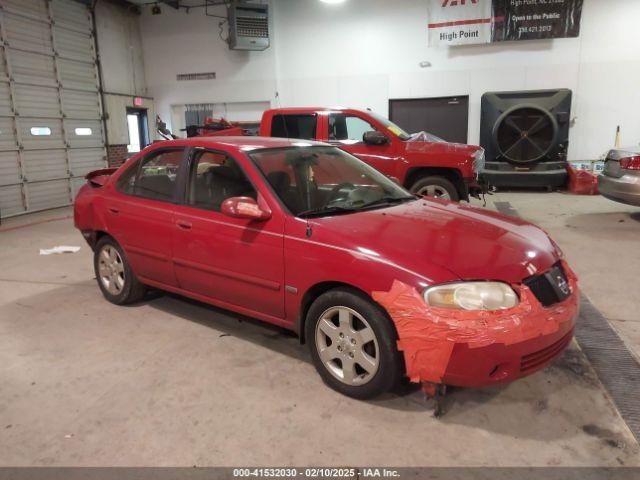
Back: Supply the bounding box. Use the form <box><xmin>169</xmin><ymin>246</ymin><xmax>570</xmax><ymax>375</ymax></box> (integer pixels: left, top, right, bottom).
<box><xmin>620</xmin><ymin>155</ymin><xmax>640</xmax><ymax>170</ymax></box>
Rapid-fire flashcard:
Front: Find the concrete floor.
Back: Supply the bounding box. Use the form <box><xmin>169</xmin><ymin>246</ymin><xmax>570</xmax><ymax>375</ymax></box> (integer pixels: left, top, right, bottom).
<box><xmin>0</xmin><ymin>193</ymin><xmax>639</xmax><ymax>467</ymax></box>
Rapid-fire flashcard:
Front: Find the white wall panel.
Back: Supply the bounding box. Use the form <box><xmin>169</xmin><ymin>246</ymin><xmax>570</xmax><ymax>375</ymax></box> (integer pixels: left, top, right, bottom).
<box><xmin>0</xmin><ymin>185</ymin><xmax>25</xmax><ymax>216</ymax></box>
<box><xmin>58</xmin><ymin>58</ymin><xmax>98</xmax><ymax>92</ymax></box>
<box><xmin>10</xmin><ymin>50</ymin><xmax>57</xmax><ymax>87</ymax></box>
<box><xmin>18</xmin><ymin>118</ymin><xmax>64</xmax><ymax>150</ymax></box>
<box><xmin>2</xmin><ymin>0</ymin><xmax>49</xmax><ymax>21</ymax></box>
<box><xmin>54</xmin><ymin>27</ymin><xmax>94</xmax><ymax>63</ymax></box>
<box><xmin>27</xmin><ymin>179</ymin><xmax>70</xmax><ymax>211</ymax></box>
<box><xmin>0</xmin><ymin>82</ymin><xmax>13</xmax><ymax>116</ymax></box>
<box><xmin>3</xmin><ymin>13</ymin><xmax>53</xmax><ymax>55</ymax></box>
<box><xmin>23</xmin><ymin>149</ymin><xmax>67</xmax><ymax>182</ymax></box>
<box><xmin>14</xmin><ymin>84</ymin><xmax>61</xmax><ymax>118</ymax></box>
<box><xmin>0</xmin><ymin>117</ymin><xmax>18</xmax><ymax>151</ymax></box>
<box><xmin>66</xmin><ymin>119</ymin><xmax>103</xmax><ymax>148</ymax></box>
<box><xmin>52</xmin><ymin>0</ymin><xmax>92</xmax><ymax>35</ymax></box>
<box><xmin>0</xmin><ymin>151</ymin><xmax>21</xmax><ymax>186</ymax></box>
<box><xmin>70</xmin><ymin>175</ymin><xmax>87</xmax><ymax>198</ymax></box>
<box><xmin>0</xmin><ymin>47</ymin><xmax>8</xmax><ymax>82</ymax></box>
<box><xmin>62</xmin><ymin>89</ymin><xmax>101</xmax><ymax>119</ymax></box>
<box><xmin>69</xmin><ymin>148</ymin><xmax>106</xmax><ymax>178</ymax></box>
<box><xmin>95</xmin><ymin>0</ymin><xmax>148</xmax><ymax>96</ymax></box>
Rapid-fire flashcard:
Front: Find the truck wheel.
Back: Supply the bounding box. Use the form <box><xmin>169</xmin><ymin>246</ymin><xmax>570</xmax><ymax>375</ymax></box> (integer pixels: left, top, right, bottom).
<box><xmin>410</xmin><ymin>176</ymin><xmax>459</xmax><ymax>201</ymax></box>
<box><xmin>306</xmin><ymin>288</ymin><xmax>403</xmax><ymax>400</ymax></box>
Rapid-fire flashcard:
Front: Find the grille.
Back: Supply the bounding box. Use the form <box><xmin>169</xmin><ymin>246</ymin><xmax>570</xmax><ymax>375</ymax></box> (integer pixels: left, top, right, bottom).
<box><xmin>520</xmin><ymin>328</ymin><xmax>574</xmax><ymax>372</ymax></box>
<box><xmin>523</xmin><ymin>262</ymin><xmax>570</xmax><ymax>307</ymax></box>
<box><xmin>236</xmin><ymin>17</ymin><xmax>269</xmax><ymax>38</ymax></box>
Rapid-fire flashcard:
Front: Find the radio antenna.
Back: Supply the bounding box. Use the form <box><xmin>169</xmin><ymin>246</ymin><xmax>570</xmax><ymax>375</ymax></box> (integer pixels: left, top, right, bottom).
<box><xmin>274</xmin><ymin>91</ymin><xmax>291</xmax><ymax>139</ymax></box>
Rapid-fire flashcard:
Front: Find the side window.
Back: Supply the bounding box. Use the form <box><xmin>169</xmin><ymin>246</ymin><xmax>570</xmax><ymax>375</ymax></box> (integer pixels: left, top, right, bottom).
<box><xmin>116</xmin><ymin>149</ymin><xmax>184</xmax><ymax>202</ymax></box>
<box><xmin>329</xmin><ymin>114</ymin><xmax>377</xmax><ymax>142</ymax></box>
<box><xmin>270</xmin><ymin>114</ymin><xmax>317</xmax><ymax>140</ymax></box>
<box><xmin>187</xmin><ymin>151</ymin><xmax>257</xmax><ymax>212</ymax></box>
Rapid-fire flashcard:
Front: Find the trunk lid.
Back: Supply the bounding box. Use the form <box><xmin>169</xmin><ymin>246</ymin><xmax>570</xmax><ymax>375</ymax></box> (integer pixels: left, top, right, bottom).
<box><xmin>604</xmin><ymin>147</ymin><xmax>640</xmax><ymax>177</ymax></box>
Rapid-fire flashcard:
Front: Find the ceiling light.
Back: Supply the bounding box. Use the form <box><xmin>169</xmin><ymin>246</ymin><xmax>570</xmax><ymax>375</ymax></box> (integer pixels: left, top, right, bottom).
<box><xmin>319</xmin><ymin>0</ymin><xmax>347</xmax><ymax>4</ymax></box>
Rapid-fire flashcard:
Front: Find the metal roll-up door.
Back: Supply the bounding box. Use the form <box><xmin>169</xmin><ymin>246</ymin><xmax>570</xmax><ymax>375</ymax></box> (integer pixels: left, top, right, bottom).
<box><xmin>0</xmin><ymin>0</ymin><xmax>106</xmax><ymax>219</ymax></box>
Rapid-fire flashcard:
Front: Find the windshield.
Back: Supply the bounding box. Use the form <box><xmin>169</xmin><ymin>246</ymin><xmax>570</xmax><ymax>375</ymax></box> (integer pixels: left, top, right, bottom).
<box><xmin>368</xmin><ymin>112</ymin><xmax>412</xmax><ymax>141</ymax></box>
<box><xmin>249</xmin><ymin>146</ymin><xmax>415</xmax><ymax>217</ymax></box>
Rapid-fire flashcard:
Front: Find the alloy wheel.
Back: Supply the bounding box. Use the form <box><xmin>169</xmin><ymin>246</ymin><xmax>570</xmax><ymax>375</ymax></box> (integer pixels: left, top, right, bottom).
<box><xmin>315</xmin><ymin>306</ymin><xmax>380</xmax><ymax>386</ymax></box>
<box><xmin>98</xmin><ymin>245</ymin><xmax>125</xmax><ymax>295</ymax></box>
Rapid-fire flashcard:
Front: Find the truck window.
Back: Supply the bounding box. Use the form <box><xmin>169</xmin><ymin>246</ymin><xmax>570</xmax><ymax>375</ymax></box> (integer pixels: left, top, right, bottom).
<box><xmin>329</xmin><ymin>114</ymin><xmax>377</xmax><ymax>143</ymax></box>
<box><xmin>271</xmin><ymin>114</ymin><xmax>317</xmax><ymax>140</ymax></box>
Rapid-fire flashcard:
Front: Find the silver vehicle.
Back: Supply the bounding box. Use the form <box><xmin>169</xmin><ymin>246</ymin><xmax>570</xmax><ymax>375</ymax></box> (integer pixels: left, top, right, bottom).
<box><xmin>598</xmin><ymin>146</ymin><xmax>640</xmax><ymax>206</ymax></box>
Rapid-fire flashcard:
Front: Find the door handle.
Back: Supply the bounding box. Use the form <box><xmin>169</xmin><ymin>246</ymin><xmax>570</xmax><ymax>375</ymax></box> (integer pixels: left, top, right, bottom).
<box><xmin>176</xmin><ymin>220</ymin><xmax>192</xmax><ymax>231</ymax></box>
<box><xmin>108</xmin><ymin>207</ymin><xmax>119</xmax><ymax>214</ymax></box>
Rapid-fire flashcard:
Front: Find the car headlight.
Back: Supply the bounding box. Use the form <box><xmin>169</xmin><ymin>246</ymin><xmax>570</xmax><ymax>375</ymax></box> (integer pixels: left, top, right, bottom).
<box><xmin>423</xmin><ymin>282</ymin><xmax>519</xmax><ymax>311</ymax></box>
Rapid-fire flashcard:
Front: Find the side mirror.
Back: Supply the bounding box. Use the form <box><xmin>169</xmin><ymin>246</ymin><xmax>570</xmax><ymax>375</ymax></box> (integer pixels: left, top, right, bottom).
<box><xmin>221</xmin><ymin>197</ymin><xmax>271</xmax><ymax>221</ymax></box>
<box><xmin>363</xmin><ymin>130</ymin><xmax>389</xmax><ymax>146</ymax></box>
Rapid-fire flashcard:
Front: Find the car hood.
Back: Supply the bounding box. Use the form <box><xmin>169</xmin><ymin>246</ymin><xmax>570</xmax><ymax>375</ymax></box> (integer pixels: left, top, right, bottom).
<box><xmin>311</xmin><ymin>199</ymin><xmax>559</xmax><ymax>285</ymax></box>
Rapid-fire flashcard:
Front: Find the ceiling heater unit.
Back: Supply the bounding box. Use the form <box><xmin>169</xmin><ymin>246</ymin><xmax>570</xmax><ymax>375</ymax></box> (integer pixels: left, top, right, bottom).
<box><xmin>228</xmin><ymin>2</ymin><xmax>270</xmax><ymax>51</ymax></box>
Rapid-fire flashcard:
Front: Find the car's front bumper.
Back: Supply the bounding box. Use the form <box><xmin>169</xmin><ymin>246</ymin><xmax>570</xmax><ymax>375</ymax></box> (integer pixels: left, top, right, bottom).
<box><xmin>372</xmin><ymin>261</ymin><xmax>579</xmax><ymax>388</ymax></box>
<box><xmin>598</xmin><ymin>172</ymin><xmax>640</xmax><ymax>206</ymax></box>
<box><xmin>442</xmin><ymin>320</ymin><xmax>575</xmax><ymax>387</ymax></box>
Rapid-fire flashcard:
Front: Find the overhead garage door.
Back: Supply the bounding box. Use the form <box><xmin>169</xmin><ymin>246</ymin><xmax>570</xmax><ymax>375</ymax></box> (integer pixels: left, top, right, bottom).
<box><xmin>0</xmin><ymin>0</ymin><xmax>105</xmax><ymax>218</ymax></box>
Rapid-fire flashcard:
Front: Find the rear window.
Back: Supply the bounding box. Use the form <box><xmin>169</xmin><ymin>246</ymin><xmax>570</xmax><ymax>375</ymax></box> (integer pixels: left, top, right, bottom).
<box><xmin>117</xmin><ymin>149</ymin><xmax>185</xmax><ymax>202</ymax></box>
<box><xmin>270</xmin><ymin>114</ymin><xmax>317</xmax><ymax>140</ymax></box>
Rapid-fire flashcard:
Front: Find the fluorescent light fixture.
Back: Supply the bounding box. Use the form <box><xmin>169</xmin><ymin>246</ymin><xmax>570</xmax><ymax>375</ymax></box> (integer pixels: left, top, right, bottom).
<box><xmin>319</xmin><ymin>0</ymin><xmax>346</xmax><ymax>4</ymax></box>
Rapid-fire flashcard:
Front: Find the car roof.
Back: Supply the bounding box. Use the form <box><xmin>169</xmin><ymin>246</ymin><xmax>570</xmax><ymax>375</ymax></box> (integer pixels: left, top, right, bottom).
<box><xmin>264</xmin><ymin>107</ymin><xmax>367</xmax><ymax>114</ymax></box>
<box><xmin>161</xmin><ymin>136</ymin><xmax>329</xmax><ymax>150</ymax></box>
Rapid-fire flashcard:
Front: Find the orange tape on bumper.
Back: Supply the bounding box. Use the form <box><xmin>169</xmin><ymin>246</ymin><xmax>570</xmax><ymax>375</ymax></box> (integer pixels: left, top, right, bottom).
<box><xmin>372</xmin><ymin>260</ymin><xmax>579</xmax><ymax>384</ymax></box>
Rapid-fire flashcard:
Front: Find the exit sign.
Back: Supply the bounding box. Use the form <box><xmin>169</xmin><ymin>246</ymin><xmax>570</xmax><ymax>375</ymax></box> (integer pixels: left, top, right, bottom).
<box><xmin>133</xmin><ymin>97</ymin><xmax>143</xmax><ymax>106</ymax></box>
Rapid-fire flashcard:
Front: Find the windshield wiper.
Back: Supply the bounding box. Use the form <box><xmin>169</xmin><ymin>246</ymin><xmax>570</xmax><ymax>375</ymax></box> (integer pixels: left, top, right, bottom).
<box><xmin>358</xmin><ymin>195</ymin><xmax>416</xmax><ymax>210</ymax></box>
<box><xmin>296</xmin><ymin>205</ymin><xmax>357</xmax><ymax>218</ymax></box>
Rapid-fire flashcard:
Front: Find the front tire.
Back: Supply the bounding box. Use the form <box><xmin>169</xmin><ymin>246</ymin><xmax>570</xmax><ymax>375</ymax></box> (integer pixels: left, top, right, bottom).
<box><xmin>306</xmin><ymin>288</ymin><xmax>402</xmax><ymax>399</ymax></box>
<box><xmin>94</xmin><ymin>236</ymin><xmax>146</xmax><ymax>305</ymax></box>
<box><xmin>410</xmin><ymin>175</ymin><xmax>459</xmax><ymax>201</ymax></box>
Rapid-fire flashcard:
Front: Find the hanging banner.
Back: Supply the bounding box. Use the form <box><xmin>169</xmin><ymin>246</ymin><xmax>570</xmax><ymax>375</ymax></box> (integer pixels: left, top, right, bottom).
<box><xmin>492</xmin><ymin>0</ymin><xmax>583</xmax><ymax>42</ymax></box>
<box><xmin>427</xmin><ymin>0</ymin><xmax>583</xmax><ymax>46</ymax></box>
<box><xmin>427</xmin><ymin>0</ymin><xmax>493</xmax><ymax>46</ymax></box>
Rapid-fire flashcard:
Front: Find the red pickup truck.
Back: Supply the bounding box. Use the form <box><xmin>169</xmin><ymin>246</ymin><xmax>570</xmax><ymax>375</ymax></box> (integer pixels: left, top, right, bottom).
<box><xmin>194</xmin><ymin>108</ymin><xmax>485</xmax><ymax>201</ymax></box>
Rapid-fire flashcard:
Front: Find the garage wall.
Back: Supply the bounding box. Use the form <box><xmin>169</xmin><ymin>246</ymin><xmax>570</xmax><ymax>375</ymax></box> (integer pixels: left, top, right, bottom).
<box><xmin>94</xmin><ymin>0</ymin><xmax>146</xmax><ymax>96</ymax></box>
<box><xmin>140</xmin><ymin>0</ymin><xmax>640</xmax><ymax>162</ymax></box>
<box><xmin>0</xmin><ymin>0</ymin><xmax>106</xmax><ymax>218</ymax></box>
<box><xmin>138</xmin><ymin>1</ymin><xmax>277</xmax><ymax>133</ymax></box>
<box><xmin>94</xmin><ymin>0</ymin><xmax>153</xmax><ymax>166</ymax></box>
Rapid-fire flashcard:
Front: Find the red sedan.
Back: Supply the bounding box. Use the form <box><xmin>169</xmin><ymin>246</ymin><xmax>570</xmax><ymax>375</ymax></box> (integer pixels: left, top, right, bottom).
<box><xmin>74</xmin><ymin>137</ymin><xmax>578</xmax><ymax>399</ymax></box>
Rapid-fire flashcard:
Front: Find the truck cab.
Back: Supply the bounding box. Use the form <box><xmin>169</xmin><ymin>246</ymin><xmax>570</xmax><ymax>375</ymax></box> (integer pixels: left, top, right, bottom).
<box><xmin>258</xmin><ymin>107</ymin><xmax>485</xmax><ymax>201</ymax></box>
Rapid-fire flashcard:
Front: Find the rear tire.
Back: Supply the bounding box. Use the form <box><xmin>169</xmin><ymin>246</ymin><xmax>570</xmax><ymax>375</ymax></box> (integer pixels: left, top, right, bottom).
<box><xmin>94</xmin><ymin>236</ymin><xmax>146</xmax><ymax>305</ymax></box>
<box><xmin>410</xmin><ymin>176</ymin><xmax>459</xmax><ymax>201</ymax></box>
<box><xmin>306</xmin><ymin>288</ymin><xmax>402</xmax><ymax>399</ymax></box>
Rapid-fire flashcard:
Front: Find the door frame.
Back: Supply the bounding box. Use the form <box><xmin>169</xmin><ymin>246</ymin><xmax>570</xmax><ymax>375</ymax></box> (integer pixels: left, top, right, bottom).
<box><xmin>126</xmin><ymin>107</ymin><xmax>150</xmax><ymax>154</ymax></box>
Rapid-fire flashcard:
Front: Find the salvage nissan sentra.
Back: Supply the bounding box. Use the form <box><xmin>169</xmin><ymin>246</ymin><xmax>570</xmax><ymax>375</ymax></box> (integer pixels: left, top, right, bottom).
<box><xmin>74</xmin><ymin>137</ymin><xmax>578</xmax><ymax>399</ymax></box>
